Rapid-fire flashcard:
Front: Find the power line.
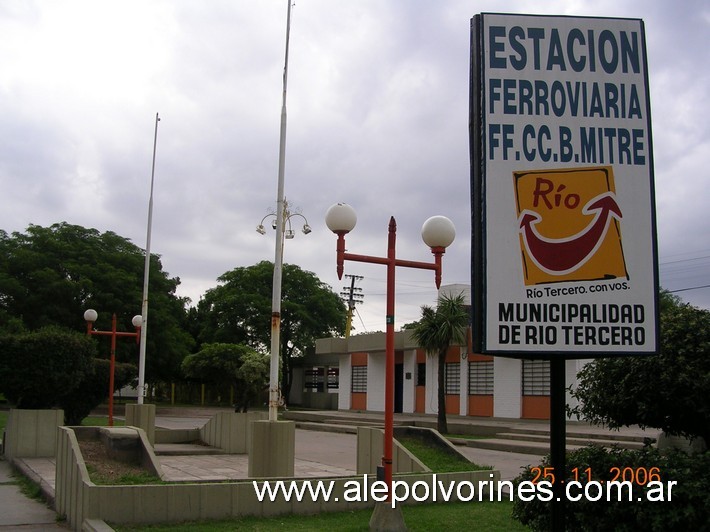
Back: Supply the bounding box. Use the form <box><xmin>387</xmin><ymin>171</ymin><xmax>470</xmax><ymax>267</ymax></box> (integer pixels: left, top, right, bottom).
<box><xmin>669</xmin><ymin>284</ymin><xmax>710</xmax><ymax>294</ymax></box>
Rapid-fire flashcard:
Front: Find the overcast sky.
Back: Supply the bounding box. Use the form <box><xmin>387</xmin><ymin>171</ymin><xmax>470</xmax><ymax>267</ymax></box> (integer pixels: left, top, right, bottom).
<box><xmin>1</xmin><ymin>0</ymin><xmax>708</xmax><ymax>333</ymax></box>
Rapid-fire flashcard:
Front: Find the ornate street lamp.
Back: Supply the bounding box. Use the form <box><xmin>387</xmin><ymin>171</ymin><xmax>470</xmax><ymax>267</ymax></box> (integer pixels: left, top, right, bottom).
<box><xmin>326</xmin><ymin>203</ymin><xmax>455</xmax><ymax>517</ymax></box>
<box><xmin>84</xmin><ymin>310</ymin><xmax>142</xmax><ymax>426</ymax></box>
<box><xmin>256</xmin><ymin>199</ymin><xmax>311</xmax><ymax>421</ymax></box>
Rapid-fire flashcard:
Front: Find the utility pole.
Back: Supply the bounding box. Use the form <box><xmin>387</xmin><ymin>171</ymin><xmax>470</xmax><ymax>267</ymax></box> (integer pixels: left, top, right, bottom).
<box><xmin>340</xmin><ymin>274</ymin><xmax>363</xmax><ymax>338</ymax></box>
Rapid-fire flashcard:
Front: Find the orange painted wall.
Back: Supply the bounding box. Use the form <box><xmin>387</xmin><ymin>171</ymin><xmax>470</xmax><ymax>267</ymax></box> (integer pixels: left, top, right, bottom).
<box><xmin>351</xmin><ymin>352</ymin><xmax>368</xmax><ymax>366</ymax></box>
<box><xmin>469</xmin><ymin>353</ymin><xmax>493</xmax><ymax>362</ymax></box>
<box><xmin>415</xmin><ymin>387</ymin><xmax>425</xmax><ymax>413</ymax></box>
<box><xmin>445</xmin><ymin>394</ymin><xmax>460</xmax><ymax>414</ymax></box>
<box><xmin>351</xmin><ymin>393</ymin><xmax>367</xmax><ymax>411</ymax></box>
<box><xmin>350</xmin><ymin>352</ymin><xmax>368</xmax><ymax>411</ymax></box>
<box><xmin>445</xmin><ymin>347</ymin><xmax>460</xmax><ymax>363</ymax></box>
<box><xmin>522</xmin><ymin>396</ymin><xmax>550</xmax><ymax>419</ymax></box>
<box><xmin>468</xmin><ymin>395</ymin><xmax>493</xmax><ymax>417</ymax></box>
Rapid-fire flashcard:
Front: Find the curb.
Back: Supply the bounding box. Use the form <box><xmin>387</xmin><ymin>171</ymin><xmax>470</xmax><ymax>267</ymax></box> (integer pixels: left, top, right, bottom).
<box><xmin>11</xmin><ymin>458</ymin><xmax>56</xmax><ymax>509</ymax></box>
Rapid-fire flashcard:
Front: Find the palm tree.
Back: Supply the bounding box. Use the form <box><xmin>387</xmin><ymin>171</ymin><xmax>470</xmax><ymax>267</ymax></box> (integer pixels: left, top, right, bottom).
<box><xmin>411</xmin><ymin>292</ymin><xmax>469</xmax><ymax>434</ymax></box>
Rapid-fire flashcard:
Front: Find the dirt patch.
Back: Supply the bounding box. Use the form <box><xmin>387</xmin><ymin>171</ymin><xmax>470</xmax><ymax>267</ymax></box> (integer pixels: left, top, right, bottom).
<box><xmin>78</xmin><ymin>439</ymin><xmax>154</xmax><ymax>483</ymax></box>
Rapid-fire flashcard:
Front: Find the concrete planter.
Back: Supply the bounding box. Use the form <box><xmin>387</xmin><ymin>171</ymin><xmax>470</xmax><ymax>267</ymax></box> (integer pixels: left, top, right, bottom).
<box><xmin>54</xmin><ymin>425</ymin><xmax>500</xmax><ymax>531</ymax></box>
<box><xmin>3</xmin><ymin>408</ymin><xmax>64</xmax><ymax>460</ymax></box>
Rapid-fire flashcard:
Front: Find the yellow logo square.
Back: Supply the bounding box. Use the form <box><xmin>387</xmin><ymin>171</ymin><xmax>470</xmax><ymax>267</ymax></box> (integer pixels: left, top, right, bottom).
<box><xmin>513</xmin><ymin>167</ymin><xmax>628</xmax><ymax>286</ymax></box>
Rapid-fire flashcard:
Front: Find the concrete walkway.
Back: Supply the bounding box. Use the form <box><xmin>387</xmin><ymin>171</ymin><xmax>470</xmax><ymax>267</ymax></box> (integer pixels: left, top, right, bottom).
<box><xmin>0</xmin><ymin>457</ymin><xmax>67</xmax><ymax>530</ymax></box>
<box><xmin>2</xmin><ymin>408</ymin><xmax>654</xmax><ymax>529</ymax></box>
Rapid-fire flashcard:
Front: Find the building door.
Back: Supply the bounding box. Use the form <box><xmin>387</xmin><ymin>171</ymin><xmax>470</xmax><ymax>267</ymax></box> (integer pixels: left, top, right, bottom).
<box><xmin>394</xmin><ymin>363</ymin><xmax>404</xmax><ymax>413</ymax></box>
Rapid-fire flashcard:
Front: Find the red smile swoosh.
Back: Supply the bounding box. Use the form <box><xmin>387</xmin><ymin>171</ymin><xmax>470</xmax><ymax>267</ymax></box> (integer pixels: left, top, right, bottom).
<box><xmin>519</xmin><ymin>193</ymin><xmax>622</xmax><ymax>274</ymax></box>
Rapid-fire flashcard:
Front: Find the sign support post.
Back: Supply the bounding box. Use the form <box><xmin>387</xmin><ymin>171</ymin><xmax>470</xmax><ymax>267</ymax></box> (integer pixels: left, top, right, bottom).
<box><xmin>469</xmin><ymin>13</ymin><xmax>659</xmax><ymax>532</ymax></box>
<box><xmin>550</xmin><ymin>358</ymin><xmax>567</xmax><ymax>530</ymax></box>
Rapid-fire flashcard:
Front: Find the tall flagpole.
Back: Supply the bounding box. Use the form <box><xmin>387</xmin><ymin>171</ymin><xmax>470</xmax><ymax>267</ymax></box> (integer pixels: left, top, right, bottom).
<box><xmin>138</xmin><ymin>112</ymin><xmax>160</xmax><ymax>405</ymax></box>
<box><xmin>268</xmin><ymin>0</ymin><xmax>292</xmax><ymax>422</ymax></box>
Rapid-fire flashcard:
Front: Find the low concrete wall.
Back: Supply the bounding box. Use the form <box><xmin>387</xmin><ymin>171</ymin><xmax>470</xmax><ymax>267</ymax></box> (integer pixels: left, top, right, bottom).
<box><xmin>394</xmin><ymin>426</ymin><xmax>469</xmax><ymax>460</ymax></box>
<box><xmin>55</xmin><ymin>423</ymin><xmax>499</xmax><ymax>530</ymax></box>
<box><xmin>249</xmin><ymin>420</ymin><xmax>295</xmax><ymax>478</ymax></box>
<box><xmin>200</xmin><ymin>411</ymin><xmax>268</xmax><ymax>454</ymax></box>
<box><xmin>154</xmin><ymin>428</ymin><xmax>201</xmax><ymax>444</ymax></box>
<box><xmin>3</xmin><ymin>409</ymin><xmax>63</xmax><ymax>460</ymax></box>
<box><xmin>356</xmin><ymin>427</ymin><xmax>427</xmax><ymax>475</ymax></box>
<box><xmin>125</xmin><ymin>404</ymin><xmax>156</xmax><ymax>445</ymax></box>
<box><xmin>301</xmin><ymin>392</ymin><xmax>338</xmax><ymax>410</ymax></box>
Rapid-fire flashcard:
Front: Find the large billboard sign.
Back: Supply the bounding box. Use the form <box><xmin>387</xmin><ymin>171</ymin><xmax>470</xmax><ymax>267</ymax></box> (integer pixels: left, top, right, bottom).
<box><xmin>470</xmin><ymin>13</ymin><xmax>659</xmax><ymax>357</ymax></box>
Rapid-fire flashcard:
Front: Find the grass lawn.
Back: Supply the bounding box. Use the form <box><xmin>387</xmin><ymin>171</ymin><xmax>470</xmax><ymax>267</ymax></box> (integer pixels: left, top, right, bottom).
<box><xmin>81</xmin><ymin>416</ymin><xmax>124</xmax><ymax>427</ymax></box>
<box><xmin>397</xmin><ymin>435</ymin><xmax>492</xmax><ymax>473</ymax></box>
<box><xmin>0</xmin><ymin>411</ymin><xmax>123</xmax><ymax>430</ymax></box>
<box><xmin>114</xmin><ymin>500</ymin><xmax>525</xmax><ymax>531</ymax></box>
<box><xmin>447</xmin><ymin>433</ymin><xmax>494</xmax><ymax>440</ymax></box>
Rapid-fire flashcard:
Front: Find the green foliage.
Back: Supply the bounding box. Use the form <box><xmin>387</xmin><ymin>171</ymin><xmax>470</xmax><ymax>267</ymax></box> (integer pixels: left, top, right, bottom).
<box><xmin>511</xmin><ymin>445</ymin><xmax>710</xmax><ymax>531</ymax></box>
<box><xmin>410</xmin><ymin>293</ymin><xmax>469</xmax><ymax>434</ymax></box>
<box><xmin>570</xmin><ymin>299</ymin><xmax>710</xmax><ymax>443</ymax></box>
<box><xmin>62</xmin><ymin>358</ymin><xmax>137</xmax><ymax>426</ymax></box>
<box><xmin>398</xmin><ymin>435</ymin><xmax>490</xmax><ymax>472</ymax></box>
<box><xmin>0</xmin><ymin>223</ymin><xmax>193</xmax><ymax>384</ymax></box>
<box><xmin>182</xmin><ymin>343</ymin><xmax>268</xmax><ymax>412</ymax></box>
<box><xmin>0</xmin><ymin>326</ymin><xmax>96</xmax><ymax>408</ymax></box>
<box><xmin>0</xmin><ymin>326</ymin><xmax>136</xmax><ymax>424</ymax></box>
<box><xmin>193</xmin><ymin>261</ymin><xmax>346</xmax><ymax>400</ymax></box>
<box><xmin>113</xmin><ymin>501</ymin><xmax>523</xmax><ymax>531</ymax></box>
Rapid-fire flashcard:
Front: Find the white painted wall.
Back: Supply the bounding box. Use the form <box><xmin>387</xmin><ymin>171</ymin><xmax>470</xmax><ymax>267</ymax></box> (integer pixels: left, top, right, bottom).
<box><xmin>402</xmin><ymin>350</ymin><xmax>416</xmax><ymax>413</ymax></box>
<box><xmin>338</xmin><ymin>356</ymin><xmax>351</xmax><ymax>410</ymax></box>
<box><xmin>459</xmin><ymin>351</ymin><xmax>469</xmax><ymax>416</ymax></box>
<box><xmin>367</xmin><ymin>353</ymin><xmax>386</xmax><ymax>412</ymax></box>
<box><xmin>493</xmin><ymin>357</ymin><xmax>522</xmax><ymax>418</ymax></box>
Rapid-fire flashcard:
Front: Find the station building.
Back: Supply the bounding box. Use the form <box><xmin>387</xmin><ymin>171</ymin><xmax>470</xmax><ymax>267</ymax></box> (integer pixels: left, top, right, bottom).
<box><xmin>291</xmin><ymin>284</ymin><xmax>584</xmax><ymax>420</ymax></box>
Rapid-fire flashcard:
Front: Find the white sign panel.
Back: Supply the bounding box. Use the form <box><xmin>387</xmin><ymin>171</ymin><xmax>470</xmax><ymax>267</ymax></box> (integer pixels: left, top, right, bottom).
<box><xmin>470</xmin><ymin>14</ymin><xmax>659</xmax><ymax>357</ymax></box>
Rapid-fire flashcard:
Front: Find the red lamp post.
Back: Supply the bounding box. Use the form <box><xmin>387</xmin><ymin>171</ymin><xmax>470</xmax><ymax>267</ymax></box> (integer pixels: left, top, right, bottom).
<box><xmin>84</xmin><ymin>309</ymin><xmax>142</xmax><ymax>426</ymax></box>
<box><xmin>326</xmin><ymin>203</ymin><xmax>455</xmax><ymax>500</ymax></box>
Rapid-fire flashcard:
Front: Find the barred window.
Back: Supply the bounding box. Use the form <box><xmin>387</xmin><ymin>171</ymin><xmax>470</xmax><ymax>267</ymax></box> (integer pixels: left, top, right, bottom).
<box><xmin>522</xmin><ymin>359</ymin><xmax>550</xmax><ymax>396</ymax></box>
<box><xmin>304</xmin><ymin>367</ymin><xmax>325</xmax><ymax>392</ymax></box>
<box><xmin>351</xmin><ymin>366</ymin><xmax>367</xmax><ymax>393</ymax></box>
<box><xmin>468</xmin><ymin>360</ymin><xmax>494</xmax><ymax>395</ymax></box>
<box><xmin>416</xmin><ymin>363</ymin><xmax>426</xmax><ymax>386</ymax></box>
<box><xmin>327</xmin><ymin>367</ymin><xmax>339</xmax><ymax>390</ymax></box>
<box><xmin>445</xmin><ymin>363</ymin><xmax>460</xmax><ymax>394</ymax></box>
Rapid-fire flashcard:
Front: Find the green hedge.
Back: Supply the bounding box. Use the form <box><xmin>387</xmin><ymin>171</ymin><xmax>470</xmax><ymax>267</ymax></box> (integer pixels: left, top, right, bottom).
<box><xmin>511</xmin><ymin>445</ymin><xmax>710</xmax><ymax>531</ymax></box>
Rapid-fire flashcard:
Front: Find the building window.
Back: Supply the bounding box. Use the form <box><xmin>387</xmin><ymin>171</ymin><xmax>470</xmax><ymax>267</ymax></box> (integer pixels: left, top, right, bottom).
<box><xmin>522</xmin><ymin>359</ymin><xmax>550</xmax><ymax>396</ymax></box>
<box><xmin>351</xmin><ymin>366</ymin><xmax>367</xmax><ymax>393</ymax></box>
<box><xmin>416</xmin><ymin>362</ymin><xmax>426</xmax><ymax>386</ymax></box>
<box><xmin>468</xmin><ymin>360</ymin><xmax>494</xmax><ymax>395</ymax></box>
<box><xmin>304</xmin><ymin>367</ymin><xmax>325</xmax><ymax>392</ymax></box>
<box><xmin>327</xmin><ymin>367</ymin><xmax>339</xmax><ymax>390</ymax></box>
<box><xmin>445</xmin><ymin>363</ymin><xmax>460</xmax><ymax>394</ymax></box>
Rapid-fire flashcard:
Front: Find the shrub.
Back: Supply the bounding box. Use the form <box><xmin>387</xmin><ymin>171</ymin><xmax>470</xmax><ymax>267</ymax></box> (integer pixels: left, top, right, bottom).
<box><xmin>62</xmin><ymin>358</ymin><xmax>137</xmax><ymax>425</ymax></box>
<box><xmin>0</xmin><ymin>327</ymin><xmax>137</xmax><ymax>425</ymax></box>
<box><xmin>0</xmin><ymin>326</ymin><xmax>95</xmax><ymax>408</ymax></box>
<box><xmin>511</xmin><ymin>445</ymin><xmax>710</xmax><ymax>531</ymax></box>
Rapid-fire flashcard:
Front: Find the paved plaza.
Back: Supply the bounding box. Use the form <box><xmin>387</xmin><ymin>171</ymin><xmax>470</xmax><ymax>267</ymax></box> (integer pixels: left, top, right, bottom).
<box><xmin>1</xmin><ymin>409</ymin><xmax>653</xmax><ymax>529</ymax></box>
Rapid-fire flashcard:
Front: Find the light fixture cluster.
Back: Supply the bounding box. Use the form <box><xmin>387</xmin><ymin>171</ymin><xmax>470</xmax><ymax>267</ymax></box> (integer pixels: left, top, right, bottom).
<box><xmin>256</xmin><ymin>199</ymin><xmax>310</xmax><ymax>238</ymax></box>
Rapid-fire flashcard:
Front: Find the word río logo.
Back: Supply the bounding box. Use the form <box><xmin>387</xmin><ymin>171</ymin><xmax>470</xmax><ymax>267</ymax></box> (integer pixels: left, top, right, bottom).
<box><xmin>514</xmin><ymin>166</ymin><xmax>629</xmax><ymax>286</ymax></box>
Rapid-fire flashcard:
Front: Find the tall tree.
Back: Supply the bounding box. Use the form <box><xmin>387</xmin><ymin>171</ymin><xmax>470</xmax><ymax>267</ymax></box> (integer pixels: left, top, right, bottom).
<box><xmin>195</xmin><ymin>261</ymin><xmax>346</xmax><ymax>402</ymax></box>
<box><xmin>410</xmin><ymin>293</ymin><xmax>469</xmax><ymax>434</ymax></box>
<box><xmin>0</xmin><ymin>223</ymin><xmax>193</xmax><ymax>385</ymax></box>
<box><xmin>181</xmin><ymin>343</ymin><xmax>268</xmax><ymax>412</ymax></box>
<box><xmin>571</xmin><ymin>292</ymin><xmax>710</xmax><ymax>444</ymax></box>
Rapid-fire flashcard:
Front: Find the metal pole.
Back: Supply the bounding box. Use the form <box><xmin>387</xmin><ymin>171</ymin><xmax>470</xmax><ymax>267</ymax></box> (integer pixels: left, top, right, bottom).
<box><xmin>109</xmin><ymin>314</ymin><xmax>117</xmax><ymax>427</ymax></box>
<box><xmin>137</xmin><ymin>112</ymin><xmax>160</xmax><ymax>405</ymax></box>
<box><xmin>268</xmin><ymin>0</ymin><xmax>293</xmax><ymax>422</ymax></box>
<box><xmin>550</xmin><ymin>357</ymin><xmax>567</xmax><ymax>531</ymax></box>
<box><xmin>383</xmin><ymin>218</ymin><xmax>397</xmax><ymax>496</ymax></box>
